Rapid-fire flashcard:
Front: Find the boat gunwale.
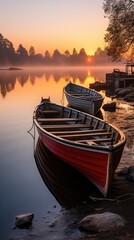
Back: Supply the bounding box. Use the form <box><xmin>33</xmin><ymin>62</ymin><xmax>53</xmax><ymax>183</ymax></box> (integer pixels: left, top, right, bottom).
<box><xmin>64</xmin><ymin>92</ymin><xmax>104</xmax><ymax>102</ymax></box>
<box><xmin>63</xmin><ymin>82</ymin><xmax>104</xmax><ymax>102</ymax></box>
<box><xmin>34</xmin><ymin>121</ymin><xmax>126</xmax><ymax>153</ymax></box>
<box><xmin>33</xmin><ymin>103</ymin><xmax>126</xmax><ymax>153</ymax></box>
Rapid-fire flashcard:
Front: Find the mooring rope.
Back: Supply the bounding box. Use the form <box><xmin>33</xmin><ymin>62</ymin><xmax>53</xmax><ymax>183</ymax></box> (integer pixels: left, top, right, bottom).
<box><xmin>89</xmin><ymin>193</ymin><xmax>134</xmax><ymax>203</ymax></box>
<box><xmin>60</xmin><ymin>88</ymin><xmax>65</xmax><ymax>106</ymax></box>
<box><xmin>27</xmin><ymin>119</ymin><xmax>36</xmax><ymax>152</ymax></box>
<box><xmin>27</xmin><ymin>119</ymin><xmax>35</xmax><ymax>139</ymax></box>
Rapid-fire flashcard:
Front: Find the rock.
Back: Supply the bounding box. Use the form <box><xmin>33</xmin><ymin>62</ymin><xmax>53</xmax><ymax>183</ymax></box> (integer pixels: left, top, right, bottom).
<box><xmin>15</xmin><ymin>213</ymin><xmax>34</xmax><ymax>228</ymax></box>
<box><xmin>89</xmin><ymin>81</ymin><xmax>110</xmax><ymax>90</ymax></box>
<box><xmin>118</xmin><ymin>166</ymin><xmax>134</xmax><ymax>182</ymax></box>
<box><xmin>78</xmin><ymin>212</ymin><xmax>126</xmax><ymax>233</ymax></box>
<box><xmin>48</xmin><ymin>220</ymin><xmax>57</xmax><ymax>227</ymax></box>
<box><xmin>124</xmin><ymin>93</ymin><xmax>134</xmax><ymax>102</ymax></box>
<box><xmin>127</xmin><ymin>165</ymin><xmax>134</xmax><ymax>182</ymax></box>
<box><xmin>102</xmin><ymin>102</ymin><xmax>116</xmax><ymax>112</ymax></box>
<box><xmin>118</xmin><ymin>167</ymin><xmax>129</xmax><ymax>175</ymax></box>
<box><xmin>116</xmin><ymin>88</ymin><xmax>132</xmax><ymax>97</ymax></box>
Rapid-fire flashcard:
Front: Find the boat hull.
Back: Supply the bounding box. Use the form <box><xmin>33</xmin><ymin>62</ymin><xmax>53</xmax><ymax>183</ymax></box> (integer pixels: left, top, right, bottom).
<box><xmin>35</xmin><ymin>138</ymin><xmax>96</xmax><ymax>207</ymax></box>
<box><xmin>33</xmin><ymin>100</ymin><xmax>126</xmax><ymax>197</ymax></box>
<box><xmin>37</xmin><ymin>128</ymin><xmax>125</xmax><ymax>197</ymax></box>
<box><xmin>64</xmin><ymin>82</ymin><xmax>104</xmax><ymax>115</ymax></box>
<box><xmin>66</xmin><ymin>94</ymin><xmax>103</xmax><ymax>115</ymax></box>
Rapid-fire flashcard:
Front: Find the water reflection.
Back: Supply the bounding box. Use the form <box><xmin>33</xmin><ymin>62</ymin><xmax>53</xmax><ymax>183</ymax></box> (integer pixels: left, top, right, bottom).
<box><xmin>34</xmin><ymin>138</ymin><xmax>99</xmax><ymax>208</ymax></box>
<box><xmin>0</xmin><ymin>66</ymin><xmax>133</xmax><ymax>240</ymax></box>
<box><xmin>0</xmin><ymin>66</ymin><xmax>113</xmax><ymax>98</ymax></box>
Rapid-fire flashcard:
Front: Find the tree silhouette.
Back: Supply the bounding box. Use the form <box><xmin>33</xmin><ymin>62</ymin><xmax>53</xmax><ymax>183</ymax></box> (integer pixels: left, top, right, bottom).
<box><xmin>63</xmin><ymin>50</ymin><xmax>71</xmax><ymax>65</ymax></box>
<box><xmin>0</xmin><ymin>32</ymin><xmax>120</xmax><ymax>66</ymax></box>
<box><xmin>52</xmin><ymin>49</ymin><xmax>63</xmax><ymax>65</ymax></box>
<box><xmin>29</xmin><ymin>46</ymin><xmax>36</xmax><ymax>65</ymax></box>
<box><xmin>0</xmin><ymin>33</ymin><xmax>16</xmax><ymax>65</ymax></box>
<box><xmin>17</xmin><ymin>44</ymin><xmax>28</xmax><ymax>57</ymax></box>
<box><xmin>103</xmin><ymin>0</ymin><xmax>134</xmax><ymax>61</ymax></box>
<box><xmin>29</xmin><ymin>46</ymin><xmax>35</xmax><ymax>56</ymax></box>
<box><xmin>78</xmin><ymin>48</ymin><xmax>88</xmax><ymax>65</ymax></box>
<box><xmin>44</xmin><ymin>50</ymin><xmax>52</xmax><ymax>65</ymax></box>
<box><xmin>16</xmin><ymin>44</ymin><xmax>28</xmax><ymax>64</ymax></box>
<box><xmin>70</xmin><ymin>48</ymin><xmax>78</xmax><ymax>65</ymax></box>
<box><xmin>34</xmin><ymin>53</ymin><xmax>44</xmax><ymax>65</ymax></box>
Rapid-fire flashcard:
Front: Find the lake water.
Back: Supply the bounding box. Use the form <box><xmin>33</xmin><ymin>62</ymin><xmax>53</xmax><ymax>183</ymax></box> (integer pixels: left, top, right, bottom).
<box><xmin>0</xmin><ymin>66</ymin><xmax>134</xmax><ymax>240</ymax></box>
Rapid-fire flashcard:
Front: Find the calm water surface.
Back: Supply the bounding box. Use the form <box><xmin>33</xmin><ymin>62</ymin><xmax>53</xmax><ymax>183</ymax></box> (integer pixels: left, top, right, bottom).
<box><xmin>0</xmin><ymin>66</ymin><xmax>133</xmax><ymax>239</ymax></box>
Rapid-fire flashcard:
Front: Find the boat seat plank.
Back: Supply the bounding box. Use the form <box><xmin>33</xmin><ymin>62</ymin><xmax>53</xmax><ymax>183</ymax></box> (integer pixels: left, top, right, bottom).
<box><xmin>39</xmin><ymin>110</ymin><xmax>61</xmax><ymax>114</ymax></box>
<box><xmin>89</xmin><ymin>138</ymin><xmax>114</xmax><ymax>143</ymax></box>
<box><xmin>50</xmin><ymin>129</ymin><xmax>107</xmax><ymax>135</ymax></box>
<box><xmin>71</xmin><ymin>93</ymin><xmax>90</xmax><ymax>96</ymax></box>
<box><xmin>68</xmin><ymin>91</ymin><xmax>89</xmax><ymax>95</ymax></box>
<box><xmin>42</xmin><ymin>124</ymin><xmax>92</xmax><ymax>130</ymax></box>
<box><xmin>86</xmin><ymin>140</ymin><xmax>97</xmax><ymax>145</ymax></box>
<box><xmin>76</xmin><ymin>138</ymin><xmax>114</xmax><ymax>143</ymax></box>
<box><xmin>37</xmin><ymin>118</ymin><xmax>83</xmax><ymax>122</ymax></box>
<box><xmin>58</xmin><ymin>132</ymin><xmax>112</xmax><ymax>139</ymax></box>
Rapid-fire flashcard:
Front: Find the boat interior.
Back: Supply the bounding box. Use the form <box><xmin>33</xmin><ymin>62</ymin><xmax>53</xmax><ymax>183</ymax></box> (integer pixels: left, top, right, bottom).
<box><xmin>35</xmin><ymin>101</ymin><xmax>123</xmax><ymax>147</ymax></box>
<box><xmin>65</xmin><ymin>83</ymin><xmax>102</xmax><ymax>100</ymax></box>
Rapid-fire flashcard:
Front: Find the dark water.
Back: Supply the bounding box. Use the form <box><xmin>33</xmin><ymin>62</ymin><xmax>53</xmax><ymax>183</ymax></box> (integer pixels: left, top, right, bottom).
<box><xmin>0</xmin><ymin>66</ymin><xmax>133</xmax><ymax>240</ymax></box>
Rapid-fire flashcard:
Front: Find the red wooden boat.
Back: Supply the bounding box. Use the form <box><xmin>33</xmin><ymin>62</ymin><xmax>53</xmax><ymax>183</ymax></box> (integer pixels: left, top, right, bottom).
<box><xmin>33</xmin><ymin>98</ymin><xmax>126</xmax><ymax>197</ymax></box>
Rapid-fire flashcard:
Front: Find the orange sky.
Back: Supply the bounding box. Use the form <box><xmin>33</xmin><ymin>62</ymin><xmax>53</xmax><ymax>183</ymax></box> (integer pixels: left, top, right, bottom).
<box><xmin>0</xmin><ymin>0</ymin><xmax>108</xmax><ymax>56</ymax></box>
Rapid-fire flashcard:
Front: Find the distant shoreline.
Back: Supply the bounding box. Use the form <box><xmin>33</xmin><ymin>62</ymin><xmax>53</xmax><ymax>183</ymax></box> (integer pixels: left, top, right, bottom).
<box><xmin>0</xmin><ymin>67</ymin><xmax>23</xmax><ymax>71</ymax></box>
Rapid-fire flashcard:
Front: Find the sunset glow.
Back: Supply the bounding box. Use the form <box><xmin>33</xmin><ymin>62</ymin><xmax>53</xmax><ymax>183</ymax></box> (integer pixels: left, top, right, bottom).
<box><xmin>0</xmin><ymin>0</ymin><xmax>108</xmax><ymax>56</ymax></box>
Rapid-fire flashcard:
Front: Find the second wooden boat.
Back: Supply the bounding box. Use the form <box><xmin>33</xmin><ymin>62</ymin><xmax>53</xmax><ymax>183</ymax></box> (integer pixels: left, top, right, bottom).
<box><xmin>63</xmin><ymin>82</ymin><xmax>104</xmax><ymax>115</ymax></box>
<box><xmin>33</xmin><ymin>98</ymin><xmax>126</xmax><ymax>197</ymax></box>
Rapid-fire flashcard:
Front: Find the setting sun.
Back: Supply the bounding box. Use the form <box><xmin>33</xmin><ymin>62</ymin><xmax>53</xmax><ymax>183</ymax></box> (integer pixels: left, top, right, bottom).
<box><xmin>87</xmin><ymin>57</ymin><xmax>91</xmax><ymax>62</ymax></box>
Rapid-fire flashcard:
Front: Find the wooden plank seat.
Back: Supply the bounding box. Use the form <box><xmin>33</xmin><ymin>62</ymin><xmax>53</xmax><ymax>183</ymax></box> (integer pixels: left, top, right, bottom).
<box><xmin>76</xmin><ymin>138</ymin><xmax>114</xmax><ymax>143</ymax></box>
<box><xmin>71</xmin><ymin>93</ymin><xmax>90</xmax><ymax>96</ymax></box>
<box><xmin>42</xmin><ymin>124</ymin><xmax>92</xmax><ymax>130</ymax></box>
<box><xmin>84</xmin><ymin>140</ymin><xmax>97</xmax><ymax>145</ymax></box>
<box><xmin>39</xmin><ymin>110</ymin><xmax>61</xmax><ymax>114</ymax></box>
<box><xmin>37</xmin><ymin>118</ymin><xmax>83</xmax><ymax>122</ymax></box>
<box><xmin>68</xmin><ymin>91</ymin><xmax>89</xmax><ymax>95</ymax></box>
<box><xmin>58</xmin><ymin>131</ymin><xmax>112</xmax><ymax>140</ymax></box>
<box><xmin>50</xmin><ymin>128</ymin><xmax>107</xmax><ymax>135</ymax></box>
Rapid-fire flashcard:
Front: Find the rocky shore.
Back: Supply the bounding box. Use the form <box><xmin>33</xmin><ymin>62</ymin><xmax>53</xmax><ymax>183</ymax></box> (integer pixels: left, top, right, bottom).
<box><xmin>90</xmin><ymin>81</ymin><xmax>134</xmax><ymax>102</ymax></box>
<box><xmin>9</xmin><ymin>172</ymin><xmax>134</xmax><ymax>240</ymax></box>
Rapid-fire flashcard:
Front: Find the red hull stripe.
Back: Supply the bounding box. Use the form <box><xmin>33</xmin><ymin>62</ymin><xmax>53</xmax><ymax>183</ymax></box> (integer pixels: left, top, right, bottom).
<box><xmin>39</xmin><ymin>131</ymin><xmax>109</xmax><ymax>190</ymax></box>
